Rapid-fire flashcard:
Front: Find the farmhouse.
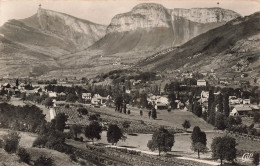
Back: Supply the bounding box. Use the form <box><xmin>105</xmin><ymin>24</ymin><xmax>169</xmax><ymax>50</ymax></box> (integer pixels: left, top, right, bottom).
<box><xmin>230</xmin><ymin>105</ymin><xmax>252</xmax><ymax>116</ymax></box>
<box><xmin>197</xmin><ymin>79</ymin><xmax>207</xmax><ymax>86</ymax></box>
<box><xmin>91</xmin><ymin>94</ymin><xmax>110</xmax><ymax>106</ymax></box>
<box><xmin>82</xmin><ymin>93</ymin><xmax>92</xmax><ymax>101</ymax></box>
<box><xmin>48</xmin><ymin>92</ymin><xmax>57</xmax><ymax>98</ymax></box>
<box><xmin>243</xmin><ymin>99</ymin><xmax>250</xmax><ymax>105</ymax></box>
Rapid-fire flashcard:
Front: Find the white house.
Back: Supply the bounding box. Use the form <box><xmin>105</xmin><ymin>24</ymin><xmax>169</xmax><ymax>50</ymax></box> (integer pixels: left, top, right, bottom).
<box><xmin>197</xmin><ymin>79</ymin><xmax>207</xmax><ymax>86</ymax></box>
<box><xmin>201</xmin><ymin>91</ymin><xmax>209</xmax><ymax>103</ymax></box>
<box><xmin>155</xmin><ymin>96</ymin><xmax>169</xmax><ymax>110</ymax></box>
<box><xmin>82</xmin><ymin>93</ymin><xmax>92</xmax><ymax>101</ymax></box>
<box><xmin>48</xmin><ymin>92</ymin><xmax>57</xmax><ymax>98</ymax></box>
<box><xmin>91</xmin><ymin>94</ymin><xmax>109</xmax><ymax>106</ymax></box>
<box><xmin>243</xmin><ymin>99</ymin><xmax>250</xmax><ymax>105</ymax></box>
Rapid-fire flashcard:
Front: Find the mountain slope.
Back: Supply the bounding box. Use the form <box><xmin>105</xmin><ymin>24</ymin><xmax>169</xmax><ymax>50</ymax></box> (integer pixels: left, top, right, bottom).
<box><xmin>139</xmin><ymin>12</ymin><xmax>260</xmax><ymax>79</ymax></box>
<box><xmin>0</xmin><ymin>35</ymin><xmax>59</xmax><ymax>77</ymax></box>
<box><xmin>0</xmin><ymin>7</ymin><xmax>106</xmax><ymax>77</ymax></box>
<box><xmin>91</xmin><ymin>3</ymin><xmax>240</xmax><ymax>54</ymax></box>
<box><xmin>0</xmin><ymin>8</ymin><xmax>106</xmax><ymax>54</ymax></box>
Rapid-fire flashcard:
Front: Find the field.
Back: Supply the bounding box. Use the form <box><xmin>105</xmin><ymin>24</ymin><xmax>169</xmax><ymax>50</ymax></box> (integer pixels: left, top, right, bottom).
<box><xmin>88</xmin><ymin>105</ymin><xmax>214</xmax><ymax>131</ymax></box>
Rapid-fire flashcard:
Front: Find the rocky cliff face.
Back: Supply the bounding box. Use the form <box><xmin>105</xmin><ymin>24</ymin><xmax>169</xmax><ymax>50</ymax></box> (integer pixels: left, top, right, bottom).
<box><xmin>107</xmin><ymin>3</ymin><xmax>172</xmax><ymax>33</ymax></box>
<box><xmin>98</xmin><ymin>3</ymin><xmax>241</xmax><ymax>53</ymax></box>
<box><xmin>171</xmin><ymin>8</ymin><xmax>240</xmax><ymax>23</ymax></box>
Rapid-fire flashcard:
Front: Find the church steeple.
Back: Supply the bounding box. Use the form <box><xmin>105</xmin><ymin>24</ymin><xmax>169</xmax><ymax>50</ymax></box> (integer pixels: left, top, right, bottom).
<box><xmin>39</xmin><ymin>4</ymin><xmax>42</xmax><ymax>9</ymax></box>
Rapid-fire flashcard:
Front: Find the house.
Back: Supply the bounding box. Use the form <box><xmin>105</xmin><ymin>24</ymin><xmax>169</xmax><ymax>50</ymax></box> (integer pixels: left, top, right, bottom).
<box><xmin>34</xmin><ymin>87</ymin><xmax>42</xmax><ymax>93</ymax></box>
<box><xmin>229</xmin><ymin>97</ymin><xmax>242</xmax><ymax>105</ymax></box>
<box><xmin>243</xmin><ymin>99</ymin><xmax>250</xmax><ymax>105</ymax></box>
<box><xmin>133</xmin><ymin>80</ymin><xmax>142</xmax><ymax>86</ymax></box>
<box><xmin>155</xmin><ymin>96</ymin><xmax>169</xmax><ymax>110</ymax></box>
<box><xmin>230</xmin><ymin>105</ymin><xmax>252</xmax><ymax>116</ymax></box>
<box><xmin>91</xmin><ymin>94</ymin><xmax>109</xmax><ymax>106</ymax></box>
<box><xmin>18</xmin><ymin>83</ymin><xmax>26</xmax><ymax>90</ymax></box>
<box><xmin>125</xmin><ymin>89</ymin><xmax>131</xmax><ymax>94</ymax></box>
<box><xmin>197</xmin><ymin>79</ymin><xmax>207</xmax><ymax>86</ymax></box>
<box><xmin>2</xmin><ymin>83</ymin><xmax>11</xmax><ymax>88</ymax></box>
<box><xmin>201</xmin><ymin>91</ymin><xmax>209</xmax><ymax>103</ymax></box>
<box><xmin>202</xmin><ymin>101</ymin><xmax>208</xmax><ymax>112</ymax></box>
<box><xmin>82</xmin><ymin>93</ymin><xmax>92</xmax><ymax>101</ymax></box>
<box><xmin>48</xmin><ymin>92</ymin><xmax>57</xmax><ymax>98</ymax></box>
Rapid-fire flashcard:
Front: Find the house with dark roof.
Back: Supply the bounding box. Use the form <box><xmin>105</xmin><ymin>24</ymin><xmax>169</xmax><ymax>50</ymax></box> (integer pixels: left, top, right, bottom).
<box><xmin>230</xmin><ymin>105</ymin><xmax>252</xmax><ymax>116</ymax></box>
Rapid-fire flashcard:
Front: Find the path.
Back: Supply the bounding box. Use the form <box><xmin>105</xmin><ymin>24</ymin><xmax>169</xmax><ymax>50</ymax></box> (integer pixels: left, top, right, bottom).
<box><xmin>106</xmin><ymin>145</ymin><xmax>220</xmax><ymax>166</ymax></box>
<box><xmin>50</xmin><ymin>107</ymin><xmax>56</xmax><ymax>120</ymax></box>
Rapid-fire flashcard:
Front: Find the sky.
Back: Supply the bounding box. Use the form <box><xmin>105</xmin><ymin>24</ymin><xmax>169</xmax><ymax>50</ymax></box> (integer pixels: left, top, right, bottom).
<box><xmin>0</xmin><ymin>0</ymin><xmax>259</xmax><ymax>26</ymax></box>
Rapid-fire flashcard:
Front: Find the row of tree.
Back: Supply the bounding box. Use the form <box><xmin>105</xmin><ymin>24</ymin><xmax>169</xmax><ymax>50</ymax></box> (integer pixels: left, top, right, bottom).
<box><xmin>147</xmin><ymin>126</ymin><xmax>240</xmax><ymax>166</ymax></box>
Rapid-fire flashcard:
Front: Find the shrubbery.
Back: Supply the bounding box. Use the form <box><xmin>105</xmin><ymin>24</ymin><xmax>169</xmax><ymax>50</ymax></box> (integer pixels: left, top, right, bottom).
<box><xmin>34</xmin><ymin>155</ymin><xmax>54</xmax><ymax>166</ymax></box>
<box><xmin>0</xmin><ymin>103</ymin><xmax>46</xmax><ymax>133</ymax></box>
<box><xmin>3</xmin><ymin>131</ymin><xmax>21</xmax><ymax>153</ymax></box>
<box><xmin>17</xmin><ymin>147</ymin><xmax>31</xmax><ymax>164</ymax></box>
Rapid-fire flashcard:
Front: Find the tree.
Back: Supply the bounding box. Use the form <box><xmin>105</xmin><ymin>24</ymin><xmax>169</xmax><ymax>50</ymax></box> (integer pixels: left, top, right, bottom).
<box><xmin>84</xmin><ymin>121</ymin><xmax>102</xmax><ymax>144</ymax></box>
<box><xmin>16</xmin><ymin>78</ymin><xmax>19</xmax><ymax>87</ymax></box>
<box><xmin>122</xmin><ymin>121</ymin><xmax>130</xmax><ymax>129</ymax></box>
<box><xmin>17</xmin><ymin>147</ymin><xmax>31</xmax><ymax>164</ymax></box>
<box><xmin>191</xmin><ymin>126</ymin><xmax>207</xmax><ymax>158</ymax></box>
<box><xmin>192</xmin><ymin>101</ymin><xmax>202</xmax><ymax>117</ymax></box>
<box><xmin>140</xmin><ymin>110</ymin><xmax>143</xmax><ymax>116</ymax></box>
<box><xmin>252</xmin><ymin>152</ymin><xmax>259</xmax><ymax>166</ymax></box>
<box><xmin>223</xmin><ymin>93</ymin><xmax>230</xmax><ymax>117</ymax></box>
<box><xmin>53</xmin><ymin>113</ymin><xmax>68</xmax><ymax>132</ymax></box>
<box><xmin>182</xmin><ymin>120</ymin><xmax>191</xmax><ymax>131</ymax></box>
<box><xmin>43</xmin><ymin>97</ymin><xmax>53</xmax><ymax>108</ymax></box>
<box><xmin>66</xmin><ymin>93</ymin><xmax>78</xmax><ymax>103</ymax></box>
<box><xmin>3</xmin><ymin>131</ymin><xmax>21</xmax><ymax>153</ymax></box>
<box><xmin>70</xmin><ymin>124</ymin><xmax>82</xmax><ymax>139</ymax></box>
<box><xmin>215</xmin><ymin>113</ymin><xmax>226</xmax><ymax>130</ymax></box>
<box><xmin>217</xmin><ymin>93</ymin><xmax>223</xmax><ymax>113</ymax></box>
<box><xmin>22</xmin><ymin>93</ymin><xmax>26</xmax><ymax>102</ymax></box>
<box><xmin>115</xmin><ymin>95</ymin><xmax>123</xmax><ymax>111</ymax></box>
<box><xmin>151</xmin><ymin>108</ymin><xmax>157</xmax><ymax>120</ymax></box>
<box><xmin>147</xmin><ymin>127</ymin><xmax>174</xmax><ymax>156</ymax></box>
<box><xmin>77</xmin><ymin>108</ymin><xmax>88</xmax><ymax>115</ymax></box>
<box><xmin>107</xmin><ymin>124</ymin><xmax>123</xmax><ymax>145</ymax></box>
<box><xmin>168</xmin><ymin>93</ymin><xmax>176</xmax><ymax>108</ymax></box>
<box><xmin>34</xmin><ymin>155</ymin><xmax>54</xmax><ymax>166</ymax></box>
<box><xmin>254</xmin><ymin>112</ymin><xmax>260</xmax><ymax>123</ymax></box>
<box><xmin>89</xmin><ymin>113</ymin><xmax>100</xmax><ymax>121</ymax></box>
<box><xmin>208</xmin><ymin>103</ymin><xmax>216</xmax><ymax>125</ymax></box>
<box><xmin>211</xmin><ymin>136</ymin><xmax>237</xmax><ymax>166</ymax></box>
<box><xmin>148</xmin><ymin>111</ymin><xmax>151</xmax><ymax>119</ymax></box>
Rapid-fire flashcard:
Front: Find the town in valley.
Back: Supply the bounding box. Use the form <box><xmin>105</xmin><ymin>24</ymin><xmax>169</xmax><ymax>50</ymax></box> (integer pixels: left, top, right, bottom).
<box><xmin>0</xmin><ymin>1</ymin><xmax>260</xmax><ymax>166</ymax></box>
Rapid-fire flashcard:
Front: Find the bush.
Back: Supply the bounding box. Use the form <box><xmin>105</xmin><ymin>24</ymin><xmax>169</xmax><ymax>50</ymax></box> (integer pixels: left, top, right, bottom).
<box><xmin>34</xmin><ymin>155</ymin><xmax>54</xmax><ymax>166</ymax></box>
<box><xmin>17</xmin><ymin>147</ymin><xmax>31</xmax><ymax>164</ymax></box>
<box><xmin>253</xmin><ymin>152</ymin><xmax>259</xmax><ymax>166</ymax></box>
<box><xmin>3</xmin><ymin>131</ymin><xmax>21</xmax><ymax>153</ymax></box>
<box><xmin>33</xmin><ymin>136</ymin><xmax>48</xmax><ymax>147</ymax></box>
<box><xmin>70</xmin><ymin>153</ymin><xmax>77</xmax><ymax>162</ymax></box>
<box><xmin>0</xmin><ymin>139</ymin><xmax>3</xmax><ymax>148</ymax></box>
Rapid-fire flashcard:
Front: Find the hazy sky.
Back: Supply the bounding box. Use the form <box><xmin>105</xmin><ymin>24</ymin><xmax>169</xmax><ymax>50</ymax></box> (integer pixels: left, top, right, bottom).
<box><xmin>0</xmin><ymin>0</ymin><xmax>259</xmax><ymax>26</ymax></box>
